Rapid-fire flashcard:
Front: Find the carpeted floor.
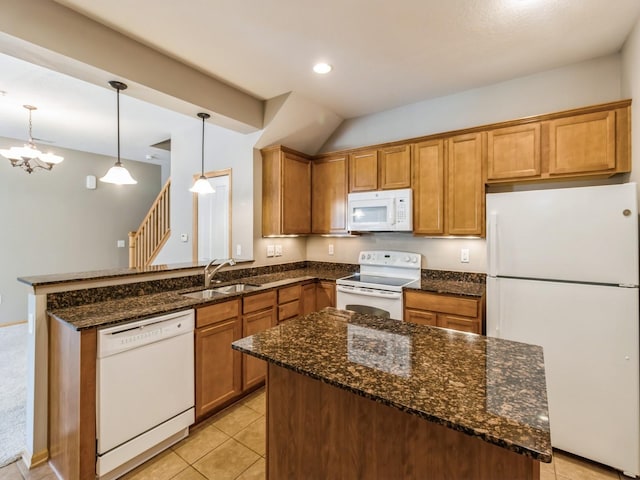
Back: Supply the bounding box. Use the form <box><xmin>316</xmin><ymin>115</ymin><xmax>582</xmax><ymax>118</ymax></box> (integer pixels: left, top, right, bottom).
<box><xmin>0</xmin><ymin>322</ymin><xmax>27</xmax><ymax>468</ymax></box>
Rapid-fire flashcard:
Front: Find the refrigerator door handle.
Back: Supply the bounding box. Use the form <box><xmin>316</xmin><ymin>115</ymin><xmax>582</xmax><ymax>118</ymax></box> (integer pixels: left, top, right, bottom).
<box><xmin>488</xmin><ymin>212</ymin><xmax>498</xmax><ymax>277</ymax></box>
<box><xmin>488</xmin><ymin>278</ymin><xmax>501</xmax><ymax>337</ymax></box>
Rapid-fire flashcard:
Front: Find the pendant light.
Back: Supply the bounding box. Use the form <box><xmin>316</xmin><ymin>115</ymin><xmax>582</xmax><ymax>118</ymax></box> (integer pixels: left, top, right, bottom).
<box><xmin>100</xmin><ymin>81</ymin><xmax>137</xmax><ymax>185</ymax></box>
<box><xmin>189</xmin><ymin>112</ymin><xmax>214</xmax><ymax>194</ymax></box>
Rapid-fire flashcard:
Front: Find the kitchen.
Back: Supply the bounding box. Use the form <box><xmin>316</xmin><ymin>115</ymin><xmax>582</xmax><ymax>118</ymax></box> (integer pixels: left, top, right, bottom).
<box><xmin>2</xmin><ymin>1</ymin><xmax>640</xmax><ymax>479</ymax></box>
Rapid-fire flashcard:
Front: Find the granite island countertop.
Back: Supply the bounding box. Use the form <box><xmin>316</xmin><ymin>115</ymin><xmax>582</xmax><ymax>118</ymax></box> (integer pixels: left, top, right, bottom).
<box><xmin>232</xmin><ymin>308</ymin><xmax>551</xmax><ymax>463</ymax></box>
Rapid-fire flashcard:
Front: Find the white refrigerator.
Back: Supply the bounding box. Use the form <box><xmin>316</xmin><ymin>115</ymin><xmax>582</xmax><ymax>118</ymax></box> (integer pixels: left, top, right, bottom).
<box><xmin>486</xmin><ymin>183</ymin><xmax>640</xmax><ymax>476</ymax></box>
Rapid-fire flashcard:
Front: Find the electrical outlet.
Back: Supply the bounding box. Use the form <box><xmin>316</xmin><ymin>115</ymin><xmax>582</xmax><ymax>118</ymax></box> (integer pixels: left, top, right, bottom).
<box><xmin>267</xmin><ymin>245</ymin><xmax>275</xmax><ymax>257</ymax></box>
<box><xmin>180</xmin><ymin>233</ymin><xmax>189</xmax><ymax>242</ymax></box>
<box><xmin>275</xmin><ymin>245</ymin><xmax>283</xmax><ymax>257</ymax></box>
<box><xmin>116</xmin><ymin>240</ymin><xmax>125</xmax><ymax>248</ymax></box>
<box><xmin>236</xmin><ymin>244</ymin><xmax>242</xmax><ymax>256</ymax></box>
<box><xmin>328</xmin><ymin>244</ymin><xmax>334</xmax><ymax>255</ymax></box>
<box><xmin>460</xmin><ymin>248</ymin><xmax>470</xmax><ymax>263</ymax></box>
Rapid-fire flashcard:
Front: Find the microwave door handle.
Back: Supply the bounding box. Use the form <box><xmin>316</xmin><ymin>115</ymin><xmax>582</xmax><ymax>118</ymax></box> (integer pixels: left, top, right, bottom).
<box><xmin>388</xmin><ymin>199</ymin><xmax>396</xmax><ymax>225</ymax></box>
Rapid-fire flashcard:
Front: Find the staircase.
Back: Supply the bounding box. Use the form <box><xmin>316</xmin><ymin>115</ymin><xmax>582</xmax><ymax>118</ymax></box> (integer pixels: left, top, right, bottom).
<box><xmin>128</xmin><ymin>178</ymin><xmax>171</xmax><ymax>268</ymax></box>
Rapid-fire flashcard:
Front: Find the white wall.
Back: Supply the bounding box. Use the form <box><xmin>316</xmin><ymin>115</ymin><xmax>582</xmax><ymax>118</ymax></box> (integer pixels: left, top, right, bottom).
<box><xmin>321</xmin><ymin>54</ymin><xmax>622</xmax><ymax>152</ymax></box>
<box><xmin>308</xmin><ymin>55</ymin><xmax>625</xmax><ymax>271</ymax></box>
<box><xmin>153</xmin><ymin>122</ymin><xmax>260</xmax><ymax>265</ymax></box>
<box><xmin>0</xmin><ymin>137</ymin><xmax>161</xmax><ymax>323</ymax></box>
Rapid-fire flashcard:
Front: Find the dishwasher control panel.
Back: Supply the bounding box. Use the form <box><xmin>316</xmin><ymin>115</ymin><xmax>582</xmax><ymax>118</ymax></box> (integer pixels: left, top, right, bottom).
<box><xmin>97</xmin><ymin>309</ymin><xmax>194</xmax><ymax>358</ymax></box>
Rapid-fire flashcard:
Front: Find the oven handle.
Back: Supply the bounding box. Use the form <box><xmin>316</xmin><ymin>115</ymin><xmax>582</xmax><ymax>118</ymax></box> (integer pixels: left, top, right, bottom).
<box><xmin>336</xmin><ymin>285</ymin><xmax>402</xmax><ymax>299</ymax></box>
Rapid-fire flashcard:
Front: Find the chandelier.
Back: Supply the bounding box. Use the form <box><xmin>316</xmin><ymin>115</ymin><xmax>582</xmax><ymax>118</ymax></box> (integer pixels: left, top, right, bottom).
<box><xmin>0</xmin><ymin>105</ymin><xmax>64</xmax><ymax>173</ymax></box>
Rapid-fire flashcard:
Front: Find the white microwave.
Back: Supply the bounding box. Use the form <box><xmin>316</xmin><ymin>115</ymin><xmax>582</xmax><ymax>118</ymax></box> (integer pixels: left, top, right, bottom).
<box><xmin>347</xmin><ymin>188</ymin><xmax>413</xmax><ymax>232</ymax></box>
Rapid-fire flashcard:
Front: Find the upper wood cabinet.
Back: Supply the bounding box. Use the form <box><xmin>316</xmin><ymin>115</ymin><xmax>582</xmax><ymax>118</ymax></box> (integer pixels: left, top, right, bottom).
<box><xmin>447</xmin><ymin>133</ymin><xmax>484</xmax><ymax>236</ymax></box>
<box><xmin>412</xmin><ymin>140</ymin><xmax>445</xmax><ymax>235</ymax></box>
<box><xmin>486</xmin><ymin>101</ymin><xmax>630</xmax><ymax>184</ymax></box>
<box><xmin>262</xmin><ymin>146</ymin><xmax>312</xmax><ymax>236</ymax></box>
<box><xmin>487</xmin><ymin>123</ymin><xmax>541</xmax><ymax>181</ymax></box>
<box><xmin>548</xmin><ymin>110</ymin><xmax>616</xmax><ymax>175</ymax></box>
<box><xmin>379</xmin><ymin>145</ymin><xmax>411</xmax><ymax>189</ymax></box>
<box><xmin>312</xmin><ymin>155</ymin><xmax>348</xmax><ymax>234</ymax></box>
<box><xmin>349</xmin><ymin>149</ymin><xmax>378</xmax><ymax>192</ymax></box>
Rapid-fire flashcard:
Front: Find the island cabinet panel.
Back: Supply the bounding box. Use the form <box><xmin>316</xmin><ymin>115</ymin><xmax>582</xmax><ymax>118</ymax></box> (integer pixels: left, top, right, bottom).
<box><xmin>379</xmin><ymin>144</ymin><xmax>411</xmax><ymax>189</ymax></box>
<box><xmin>487</xmin><ymin>123</ymin><xmax>541</xmax><ymax>181</ymax></box>
<box><xmin>195</xmin><ymin>300</ymin><xmax>242</xmax><ymax>419</ymax></box>
<box><xmin>261</xmin><ymin>146</ymin><xmax>311</xmax><ymax>236</ymax></box>
<box><xmin>301</xmin><ymin>281</ymin><xmax>317</xmax><ymax>315</ymax></box>
<box><xmin>412</xmin><ymin>139</ymin><xmax>445</xmax><ymax>235</ymax></box>
<box><xmin>267</xmin><ymin>364</ymin><xmax>540</xmax><ymax>480</ymax></box>
<box><xmin>447</xmin><ymin>133</ymin><xmax>485</xmax><ymax>236</ymax></box>
<box><xmin>316</xmin><ymin>281</ymin><xmax>336</xmax><ymax>310</ymax></box>
<box><xmin>242</xmin><ymin>291</ymin><xmax>277</xmax><ymax>391</ymax></box>
<box><xmin>311</xmin><ymin>156</ymin><xmax>348</xmax><ymax>234</ymax></box>
<box><xmin>547</xmin><ymin>110</ymin><xmax>616</xmax><ymax>176</ymax></box>
<box><xmin>278</xmin><ymin>284</ymin><xmax>301</xmax><ymax>323</ymax></box>
<box><xmin>404</xmin><ymin>290</ymin><xmax>484</xmax><ymax>334</ymax></box>
<box><xmin>349</xmin><ymin>149</ymin><xmax>378</xmax><ymax>192</ymax></box>
<box><xmin>48</xmin><ymin>316</ymin><xmax>96</xmax><ymax>480</ymax></box>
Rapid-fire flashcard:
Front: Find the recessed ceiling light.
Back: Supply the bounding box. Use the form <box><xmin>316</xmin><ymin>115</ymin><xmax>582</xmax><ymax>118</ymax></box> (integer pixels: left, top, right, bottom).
<box><xmin>313</xmin><ymin>63</ymin><xmax>332</xmax><ymax>74</ymax></box>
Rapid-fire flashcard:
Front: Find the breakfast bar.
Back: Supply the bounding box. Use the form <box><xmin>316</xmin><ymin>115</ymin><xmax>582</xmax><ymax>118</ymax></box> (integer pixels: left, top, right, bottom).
<box><xmin>232</xmin><ymin>308</ymin><xmax>552</xmax><ymax>480</ymax></box>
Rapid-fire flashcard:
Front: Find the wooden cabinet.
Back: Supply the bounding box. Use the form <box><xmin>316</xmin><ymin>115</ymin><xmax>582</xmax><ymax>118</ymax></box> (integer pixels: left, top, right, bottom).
<box><xmin>278</xmin><ymin>284</ymin><xmax>301</xmax><ymax>323</ymax></box>
<box><xmin>548</xmin><ymin>110</ymin><xmax>616</xmax><ymax>175</ymax></box>
<box><xmin>195</xmin><ymin>300</ymin><xmax>242</xmax><ymax>419</ymax></box>
<box><xmin>349</xmin><ymin>149</ymin><xmax>378</xmax><ymax>192</ymax></box>
<box><xmin>404</xmin><ymin>290</ymin><xmax>484</xmax><ymax>334</ymax></box>
<box><xmin>262</xmin><ymin>145</ymin><xmax>312</xmax><ymax>236</ymax></box>
<box><xmin>487</xmin><ymin>123</ymin><xmax>541</xmax><ymax>181</ymax></box>
<box><xmin>316</xmin><ymin>281</ymin><xmax>336</xmax><ymax>310</ymax></box>
<box><xmin>486</xmin><ymin>102</ymin><xmax>630</xmax><ymax>184</ymax></box>
<box><xmin>412</xmin><ymin>139</ymin><xmax>445</xmax><ymax>235</ymax></box>
<box><xmin>447</xmin><ymin>133</ymin><xmax>484</xmax><ymax>236</ymax></box>
<box><xmin>379</xmin><ymin>144</ymin><xmax>411</xmax><ymax>189</ymax></box>
<box><xmin>242</xmin><ymin>291</ymin><xmax>276</xmax><ymax>391</ymax></box>
<box><xmin>312</xmin><ymin>156</ymin><xmax>348</xmax><ymax>234</ymax></box>
<box><xmin>301</xmin><ymin>282</ymin><xmax>317</xmax><ymax>315</ymax></box>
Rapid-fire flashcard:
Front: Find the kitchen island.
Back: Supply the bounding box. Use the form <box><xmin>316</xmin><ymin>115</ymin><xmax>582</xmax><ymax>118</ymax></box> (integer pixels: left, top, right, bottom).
<box><xmin>232</xmin><ymin>308</ymin><xmax>551</xmax><ymax>480</ymax></box>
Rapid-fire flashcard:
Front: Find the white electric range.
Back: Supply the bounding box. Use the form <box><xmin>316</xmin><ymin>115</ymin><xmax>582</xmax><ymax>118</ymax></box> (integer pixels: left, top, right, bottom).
<box><xmin>336</xmin><ymin>250</ymin><xmax>421</xmax><ymax>320</ymax></box>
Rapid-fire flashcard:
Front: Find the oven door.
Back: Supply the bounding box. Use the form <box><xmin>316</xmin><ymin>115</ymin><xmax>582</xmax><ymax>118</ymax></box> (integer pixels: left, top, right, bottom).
<box><xmin>336</xmin><ymin>285</ymin><xmax>403</xmax><ymax>320</ymax></box>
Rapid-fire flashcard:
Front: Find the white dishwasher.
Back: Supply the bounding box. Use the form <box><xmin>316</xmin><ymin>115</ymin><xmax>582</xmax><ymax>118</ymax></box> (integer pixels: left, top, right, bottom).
<box><xmin>96</xmin><ymin>309</ymin><xmax>195</xmax><ymax>480</ymax></box>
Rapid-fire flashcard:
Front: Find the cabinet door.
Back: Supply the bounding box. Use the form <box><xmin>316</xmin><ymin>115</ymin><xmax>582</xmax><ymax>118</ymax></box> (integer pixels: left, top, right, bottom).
<box><xmin>301</xmin><ymin>282</ymin><xmax>317</xmax><ymax>315</ymax></box>
<box><xmin>447</xmin><ymin>133</ymin><xmax>484</xmax><ymax>236</ymax></box>
<box><xmin>380</xmin><ymin>145</ymin><xmax>411</xmax><ymax>189</ymax></box>
<box><xmin>349</xmin><ymin>149</ymin><xmax>378</xmax><ymax>192</ymax></box>
<box><xmin>547</xmin><ymin>110</ymin><xmax>616</xmax><ymax>175</ymax></box>
<box><xmin>487</xmin><ymin>123</ymin><xmax>541</xmax><ymax>181</ymax></box>
<box><xmin>242</xmin><ymin>308</ymin><xmax>276</xmax><ymax>390</ymax></box>
<box><xmin>312</xmin><ymin>156</ymin><xmax>348</xmax><ymax>233</ymax></box>
<box><xmin>404</xmin><ymin>308</ymin><xmax>437</xmax><ymax>327</ymax></box>
<box><xmin>282</xmin><ymin>152</ymin><xmax>311</xmax><ymax>234</ymax></box>
<box><xmin>412</xmin><ymin>140</ymin><xmax>445</xmax><ymax>235</ymax></box>
<box><xmin>316</xmin><ymin>281</ymin><xmax>336</xmax><ymax>310</ymax></box>
<box><xmin>437</xmin><ymin>314</ymin><xmax>480</xmax><ymax>334</ymax></box>
<box><xmin>195</xmin><ymin>317</ymin><xmax>242</xmax><ymax>418</ymax></box>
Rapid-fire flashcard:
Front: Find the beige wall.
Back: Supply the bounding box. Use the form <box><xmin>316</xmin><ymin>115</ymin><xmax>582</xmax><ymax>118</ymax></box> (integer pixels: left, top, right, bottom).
<box><xmin>622</xmin><ymin>13</ymin><xmax>640</xmax><ymax>202</ymax></box>
<box><xmin>0</xmin><ymin>137</ymin><xmax>161</xmax><ymax>323</ymax></box>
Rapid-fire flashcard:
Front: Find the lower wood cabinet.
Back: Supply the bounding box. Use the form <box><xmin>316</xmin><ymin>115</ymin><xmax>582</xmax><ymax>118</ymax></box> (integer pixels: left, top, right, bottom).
<box><xmin>404</xmin><ymin>290</ymin><xmax>484</xmax><ymax>334</ymax></box>
<box><xmin>242</xmin><ymin>291</ymin><xmax>277</xmax><ymax>391</ymax></box>
<box><xmin>301</xmin><ymin>282</ymin><xmax>317</xmax><ymax>315</ymax></box>
<box><xmin>316</xmin><ymin>281</ymin><xmax>336</xmax><ymax>310</ymax></box>
<box><xmin>278</xmin><ymin>284</ymin><xmax>301</xmax><ymax>323</ymax></box>
<box><xmin>195</xmin><ymin>299</ymin><xmax>242</xmax><ymax>419</ymax></box>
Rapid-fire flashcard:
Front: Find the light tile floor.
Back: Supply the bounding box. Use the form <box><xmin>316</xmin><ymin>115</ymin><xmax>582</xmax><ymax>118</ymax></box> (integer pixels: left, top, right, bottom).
<box><xmin>0</xmin><ymin>387</ymin><xmax>632</xmax><ymax>479</ymax></box>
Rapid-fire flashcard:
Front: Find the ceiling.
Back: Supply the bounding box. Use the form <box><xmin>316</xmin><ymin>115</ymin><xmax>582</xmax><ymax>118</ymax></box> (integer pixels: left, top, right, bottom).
<box><xmin>1</xmin><ymin>0</ymin><xmax>640</xmax><ymax>165</ymax></box>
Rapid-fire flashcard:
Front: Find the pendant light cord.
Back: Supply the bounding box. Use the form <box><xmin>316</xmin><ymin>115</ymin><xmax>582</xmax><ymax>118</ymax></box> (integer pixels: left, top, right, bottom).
<box><xmin>116</xmin><ymin>86</ymin><xmax>121</xmax><ymax>167</ymax></box>
<box><xmin>201</xmin><ymin>114</ymin><xmax>205</xmax><ymax>175</ymax></box>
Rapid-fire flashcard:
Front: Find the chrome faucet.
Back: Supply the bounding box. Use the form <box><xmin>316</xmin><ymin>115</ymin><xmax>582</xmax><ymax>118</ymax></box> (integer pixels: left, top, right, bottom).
<box><xmin>204</xmin><ymin>258</ymin><xmax>236</xmax><ymax>288</ymax></box>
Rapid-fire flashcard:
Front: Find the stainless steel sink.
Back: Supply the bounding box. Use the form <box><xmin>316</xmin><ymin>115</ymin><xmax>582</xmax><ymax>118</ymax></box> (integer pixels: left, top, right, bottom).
<box><xmin>182</xmin><ymin>284</ymin><xmax>261</xmax><ymax>299</ymax></box>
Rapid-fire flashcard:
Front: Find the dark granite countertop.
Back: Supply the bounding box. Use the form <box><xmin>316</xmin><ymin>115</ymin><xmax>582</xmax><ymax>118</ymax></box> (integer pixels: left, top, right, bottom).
<box><xmin>48</xmin><ymin>267</ymin><xmax>354</xmax><ymax>330</ymax></box>
<box><xmin>232</xmin><ymin>308</ymin><xmax>551</xmax><ymax>463</ymax></box>
<box><xmin>408</xmin><ymin>278</ymin><xmax>486</xmax><ymax>297</ymax></box>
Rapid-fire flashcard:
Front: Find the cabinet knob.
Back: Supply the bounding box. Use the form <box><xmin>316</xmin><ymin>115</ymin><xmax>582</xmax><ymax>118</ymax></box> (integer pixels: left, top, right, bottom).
<box><xmin>623</xmin><ymin>209</ymin><xmax>632</xmax><ymax>217</ymax></box>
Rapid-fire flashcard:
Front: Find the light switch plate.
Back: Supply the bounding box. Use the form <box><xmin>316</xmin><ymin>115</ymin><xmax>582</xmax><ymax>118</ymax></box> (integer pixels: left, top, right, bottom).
<box><xmin>116</xmin><ymin>240</ymin><xmax>125</xmax><ymax>248</ymax></box>
<box><xmin>267</xmin><ymin>245</ymin><xmax>275</xmax><ymax>257</ymax></box>
<box><xmin>328</xmin><ymin>244</ymin><xmax>334</xmax><ymax>255</ymax></box>
<box><xmin>460</xmin><ymin>248</ymin><xmax>470</xmax><ymax>263</ymax></box>
<box><xmin>180</xmin><ymin>233</ymin><xmax>188</xmax><ymax>242</ymax></box>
